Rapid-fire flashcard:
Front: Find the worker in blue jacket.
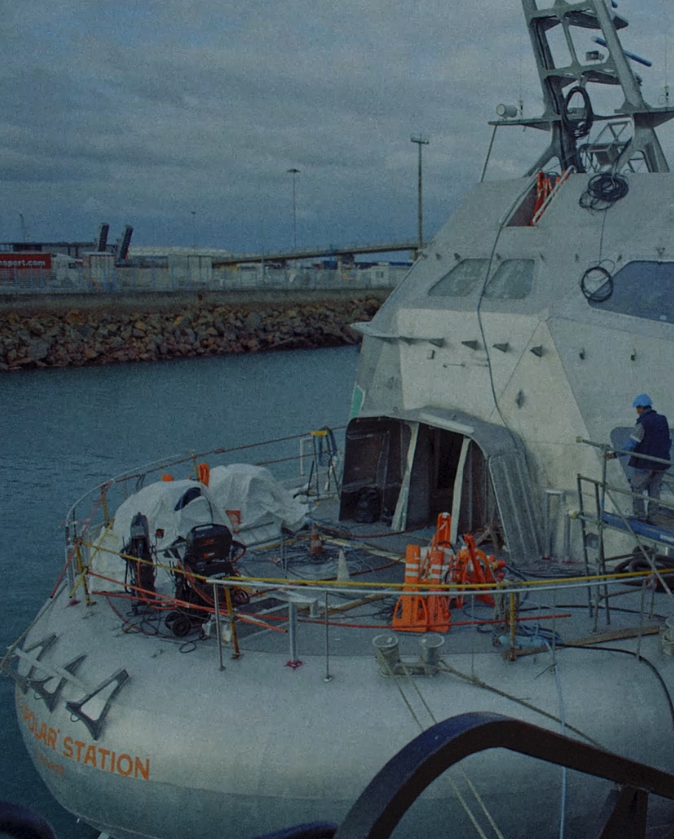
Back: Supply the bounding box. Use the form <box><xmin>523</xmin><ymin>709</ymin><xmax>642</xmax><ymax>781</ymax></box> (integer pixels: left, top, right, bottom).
<box><xmin>612</xmin><ymin>394</ymin><xmax>672</xmax><ymax>521</ymax></box>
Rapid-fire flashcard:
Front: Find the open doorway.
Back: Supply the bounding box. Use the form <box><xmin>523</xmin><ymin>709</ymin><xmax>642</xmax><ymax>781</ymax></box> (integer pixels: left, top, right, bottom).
<box><xmin>339</xmin><ymin>417</ymin><xmax>500</xmax><ymax>541</ymax></box>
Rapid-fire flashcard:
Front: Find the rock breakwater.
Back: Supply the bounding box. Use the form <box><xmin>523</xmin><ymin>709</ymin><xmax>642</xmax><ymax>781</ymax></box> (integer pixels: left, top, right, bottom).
<box><xmin>0</xmin><ymin>297</ymin><xmax>382</xmax><ymax>371</ymax></box>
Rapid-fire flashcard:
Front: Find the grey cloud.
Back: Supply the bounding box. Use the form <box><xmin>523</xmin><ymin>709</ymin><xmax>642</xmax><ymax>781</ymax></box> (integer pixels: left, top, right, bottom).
<box><xmin>2</xmin><ymin>0</ymin><xmax>671</xmax><ymax>248</ymax></box>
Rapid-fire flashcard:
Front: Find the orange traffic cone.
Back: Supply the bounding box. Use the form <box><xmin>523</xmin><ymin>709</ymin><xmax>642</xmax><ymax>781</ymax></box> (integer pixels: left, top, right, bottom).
<box><xmin>426</xmin><ymin>546</ymin><xmax>451</xmax><ymax>632</ymax></box>
<box><xmin>392</xmin><ymin>544</ymin><xmax>428</xmax><ymax>632</ymax></box>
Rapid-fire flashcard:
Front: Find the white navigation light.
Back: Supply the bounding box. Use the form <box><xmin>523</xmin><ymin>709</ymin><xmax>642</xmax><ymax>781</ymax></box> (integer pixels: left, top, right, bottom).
<box><xmin>496</xmin><ymin>104</ymin><xmax>518</xmax><ymax>118</ymax></box>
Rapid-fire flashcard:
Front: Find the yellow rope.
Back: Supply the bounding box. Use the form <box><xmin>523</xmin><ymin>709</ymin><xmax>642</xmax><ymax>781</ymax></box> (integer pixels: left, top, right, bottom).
<box><xmin>70</xmin><ymin>541</ymin><xmax>92</xmax><ymax>605</ymax></box>
<box><xmin>77</xmin><ymin>539</ymin><xmax>667</xmax><ymax>592</ymax></box>
<box><xmin>69</xmin><ymin>519</ymin><xmax>115</xmax><ymax>599</ymax></box>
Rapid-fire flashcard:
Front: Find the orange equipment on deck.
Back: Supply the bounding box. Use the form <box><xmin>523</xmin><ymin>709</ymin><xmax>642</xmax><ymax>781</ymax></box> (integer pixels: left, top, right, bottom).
<box><xmin>391</xmin><ymin>514</ymin><xmax>506</xmax><ymax>633</ymax></box>
<box><xmin>198</xmin><ymin>463</ymin><xmax>210</xmax><ymax>486</ymax></box>
<box><xmin>531</xmin><ymin>171</ymin><xmax>554</xmax><ymax>225</ymax></box>
<box><xmin>392</xmin><ymin>516</ymin><xmax>453</xmax><ymax>633</ymax></box>
<box><xmin>391</xmin><ymin>544</ymin><xmax>428</xmax><ymax>632</ymax></box>
<box><xmin>452</xmin><ymin>533</ymin><xmax>506</xmax><ymax>608</ymax></box>
<box><xmin>425</xmin><ymin>546</ymin><xmax>451</xmax><ymax>632</ymax></box>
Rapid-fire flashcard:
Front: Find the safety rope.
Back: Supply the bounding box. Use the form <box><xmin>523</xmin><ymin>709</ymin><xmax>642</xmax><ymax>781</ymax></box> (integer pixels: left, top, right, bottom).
<box><xmin>69</xmin><ymin>519</ymin><xmax>115</xmax><ymax>600</ymax></box>
<box><xmin>543</xmin><ymin>639</ymin><xmax>568</xmax><ymax>839</ymax></box>
<box><xmin>437</xmin><ymin>661</ymin><xmax>604</xmax><ymax>750</ymax></box>
<box><xmin>379</xmin><ymin>651</ymin><xmax>505</xmax><ymax>839</ymax></box>
<box><xmin>398</xmin><ymin>658</ymin><xmax>507</xmax><ymax>839</ymax></box>
<box><xmin>79</xmin><ymin>537</ymin><xmax>666</xmax><ymax>593</ymax></box>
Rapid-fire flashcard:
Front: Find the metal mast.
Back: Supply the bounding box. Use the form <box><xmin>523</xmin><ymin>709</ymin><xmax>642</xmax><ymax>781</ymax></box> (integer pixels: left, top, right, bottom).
<box><xmin>494</xmin><ymin>0</ymin><xmax>674</xmax><ymax>174</ymax></box>
<box><xmin>411</xmin><ymin>135</ymin><xmax>429</xmax><ymax>250</ymax></box>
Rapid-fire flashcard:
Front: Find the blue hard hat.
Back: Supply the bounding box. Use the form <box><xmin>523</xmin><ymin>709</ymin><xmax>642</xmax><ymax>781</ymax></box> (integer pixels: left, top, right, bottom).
<box><xmin>632</xmin><ymin>393</ymin><xmax>653</xmax><ymax>408</ymax></box>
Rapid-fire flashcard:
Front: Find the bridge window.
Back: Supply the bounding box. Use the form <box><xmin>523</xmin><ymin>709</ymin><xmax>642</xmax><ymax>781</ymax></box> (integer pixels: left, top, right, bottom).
<box><xmin>428</xmin><ymin>259</ymin><xmax>489</xmax><ymax>297</ymax></box>
<box><xmin>427</xmin><ymin>258</ymin><xmax>534</xmax><ymax>299</ymax></box>
<box><xmin>588</xmin><ymin>261</ymin><xmax>674</xmax><ymax>322</ymax></box>
<box><xmin>483</xmin><ymin>259</ymin><xmax>535</xmax><ymax>299</ymax></box>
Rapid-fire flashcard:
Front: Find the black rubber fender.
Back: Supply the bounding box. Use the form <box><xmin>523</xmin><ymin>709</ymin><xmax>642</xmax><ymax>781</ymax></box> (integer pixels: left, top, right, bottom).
<box><xmin>0</xmin><ymin>801</ymin><xmax>56</xmax><ymax>839</ymax></box>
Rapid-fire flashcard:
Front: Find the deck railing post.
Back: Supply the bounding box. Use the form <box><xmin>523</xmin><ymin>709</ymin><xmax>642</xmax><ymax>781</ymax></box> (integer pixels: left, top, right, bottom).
<box><xmin>324</xmin><ymin>591</ymin><xmax>332</xmax><ymax>682</ymax></box>
<box><xmin>288</xmin><ymin>602</ymin><xmax>298</xmax><ymax>663</ymax></box>
<box><xmin>213</xmin><ymin>583</ymin><xmax>225</xmax><ymax>670</ymax></box>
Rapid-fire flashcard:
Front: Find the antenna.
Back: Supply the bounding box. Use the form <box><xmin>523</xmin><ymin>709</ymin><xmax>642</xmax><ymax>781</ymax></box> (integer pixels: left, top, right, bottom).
<box><xmin>411</xmin><ymin>135</ymin><xmax>429</xmax><ymax>250</ymax></box>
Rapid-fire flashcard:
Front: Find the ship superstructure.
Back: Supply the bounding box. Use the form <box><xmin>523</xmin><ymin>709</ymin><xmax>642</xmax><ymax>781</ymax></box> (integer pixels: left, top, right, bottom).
<box><xmin>344</xmin><ymin>0</ymin><xmax>674</xmax><ymax>563</ymax></box>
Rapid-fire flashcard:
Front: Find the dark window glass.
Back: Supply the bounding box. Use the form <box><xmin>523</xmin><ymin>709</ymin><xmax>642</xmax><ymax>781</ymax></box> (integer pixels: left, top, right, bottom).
<box><xmin>588</xmin><ymin>261</ymin><xmax>674</xmax><ymax>322</ymax></box>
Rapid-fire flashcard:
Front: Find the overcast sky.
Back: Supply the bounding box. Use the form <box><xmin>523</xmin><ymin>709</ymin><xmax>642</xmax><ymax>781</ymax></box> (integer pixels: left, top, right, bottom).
<box><xmin>3</xmin><ymin>0</ymin><xmax>673</xmax><ymax>254</ymax></box>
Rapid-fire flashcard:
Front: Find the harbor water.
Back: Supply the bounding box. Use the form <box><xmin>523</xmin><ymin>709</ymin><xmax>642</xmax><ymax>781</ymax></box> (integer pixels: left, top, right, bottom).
<box><xmin>0</xmin><ymin>345</ymin><xmax>359</xmax><ymax>838</ymax></box>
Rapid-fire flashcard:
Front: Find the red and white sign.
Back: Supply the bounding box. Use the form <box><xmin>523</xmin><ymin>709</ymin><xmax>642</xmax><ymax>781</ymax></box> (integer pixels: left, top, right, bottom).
<box><xmin>0</xmin><ymin>252</ymin><xmax>52</xmax><ymax>270</ymax></box>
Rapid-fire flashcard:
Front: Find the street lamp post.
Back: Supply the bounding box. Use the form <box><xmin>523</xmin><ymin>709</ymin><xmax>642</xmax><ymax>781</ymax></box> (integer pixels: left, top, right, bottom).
<box><xmin>411</xmin><ymin>135</ymin><xmax>429</xmax><ymax>250</ymax></box>
<box><xmin>287</xmin><ymin>168</ymin><xmax>300</xmax><ymax>251</ymax></box>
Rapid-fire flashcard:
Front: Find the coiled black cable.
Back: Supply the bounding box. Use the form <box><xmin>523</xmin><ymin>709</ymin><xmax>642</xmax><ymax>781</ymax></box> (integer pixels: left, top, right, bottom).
<box><xmin>588</xmin><ymin>172</ymin><xmax>629</xmax><ymax>203</ymax></box>
<box><xmin>561</xmin><ymin>85</ymin><xmax>594</xmax><ymax>140</ymax></box>
<box><xmin>580</xmin><ymin>265</ymin><xmax>614</xmax><ymax>302</ymax></box>
<box><xmin>580</xmin><ymin>172</ymin><xmax>629</xmax><ymax>211</ymax></box>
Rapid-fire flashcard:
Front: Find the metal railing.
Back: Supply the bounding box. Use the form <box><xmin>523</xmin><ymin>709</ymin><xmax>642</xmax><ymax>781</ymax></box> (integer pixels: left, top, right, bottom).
<box><xmin>333</xmin><ymin>711</ymin><xmax>674</xmax><ymax>839</ymax></box>
<box><xmin>0</xmin><ymin>264</ymin><xmax>409</xmax><ymax>295</ymax></box>
<box><xmin>575</xmin><ymin>438</ymin><xmax>674</xmax><ymax>629</ymax></box>
<box><xmin>61</xmin><ymin>429</ymin><xmax>343</xmax><ymax>599</ymax></box>
<box><xmin>36</xmin><ymin>431</ymin><xmax>674</xmax><ymax>681</ymax></box>
<box><xmin>205</xmin><ymin>566</ymin><xmax>669</xmax><ymax>674</ymax></box>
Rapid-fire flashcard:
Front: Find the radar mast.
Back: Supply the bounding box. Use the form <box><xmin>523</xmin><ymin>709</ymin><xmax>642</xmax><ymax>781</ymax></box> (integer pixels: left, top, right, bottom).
<box><xmin>497</xmin><ymin>0</ymin><xmax>674</xmax><ymax>174</ymax></box>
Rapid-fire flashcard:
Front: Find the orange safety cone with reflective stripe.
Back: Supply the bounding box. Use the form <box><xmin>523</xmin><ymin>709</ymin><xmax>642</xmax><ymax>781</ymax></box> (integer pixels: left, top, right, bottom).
<box><xmin>392</xmin><ymin>544</ymin><xmax>428</xmax><ymax>632</ymax></box>
<box><xmin>450</xmin><ymin>546</ymin><xmax>467</xmax><ymax>608</ymax></box>
<box><xmin>426</xmin><ymin>546</ymin><xmax>451</xmax><ymax>632</ymax></box>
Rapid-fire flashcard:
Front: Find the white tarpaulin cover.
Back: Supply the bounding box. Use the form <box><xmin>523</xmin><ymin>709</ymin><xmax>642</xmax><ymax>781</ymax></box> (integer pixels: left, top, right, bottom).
<box><xmin>108</xmin><ymin>464</ymin><xmax>307</xmax><ymax>552</ymax></box>
<box><xmin>207</xmin><ymin>464</ymin><xmax>306</xmax><ymax>533</ymax></box>
<box><xmin>91</xmin><ymin>465</ymin><xmax>307</xmax><ymax>592</ymax></box>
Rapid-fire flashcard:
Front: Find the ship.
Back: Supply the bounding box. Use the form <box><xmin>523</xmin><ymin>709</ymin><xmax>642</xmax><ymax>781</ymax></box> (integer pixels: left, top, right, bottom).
<box><xmin>6</xmin><ymin>1</ymin><xmax>674</xmax><ymax>837</ymax></box>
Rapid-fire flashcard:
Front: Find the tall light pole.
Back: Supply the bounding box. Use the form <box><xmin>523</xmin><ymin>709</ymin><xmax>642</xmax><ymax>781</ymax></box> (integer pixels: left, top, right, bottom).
<box><xmin>287</xmin><ymin>168</ymin><xmax>300</xmax><ymax>251</ymax></box>
<box><xmin>411</xmin><ymin>135</ymin><xmax>429</xmax><ymax>250</ymax></box>
<box><xmin>191</xmin><ymin>210</ymin><xmax>196</xmax><ymax>249</ymax></box>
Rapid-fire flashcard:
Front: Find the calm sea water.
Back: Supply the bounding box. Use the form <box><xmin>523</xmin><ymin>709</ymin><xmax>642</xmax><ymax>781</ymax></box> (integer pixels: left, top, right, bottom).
<box><xmin>0</xmin><ymin>345</ymin><xmax>359</xmax><ymax>838</ymax></box>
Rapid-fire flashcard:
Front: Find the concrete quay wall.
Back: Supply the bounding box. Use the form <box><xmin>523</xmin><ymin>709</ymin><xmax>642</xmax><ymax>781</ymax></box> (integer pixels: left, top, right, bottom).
<box><xmin>0</xmin><ymin>289</ymin><xmax>386</xmax><ymax>372</ymax></box>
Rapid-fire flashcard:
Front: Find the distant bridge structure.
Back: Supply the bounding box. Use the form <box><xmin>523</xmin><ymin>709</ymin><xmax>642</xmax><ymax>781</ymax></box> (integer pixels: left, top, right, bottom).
<box><xmin>212</xmin><ymin>240</ymin><xmax>420</xmax><ymax>267</ymax></box>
